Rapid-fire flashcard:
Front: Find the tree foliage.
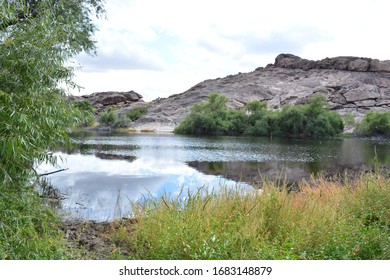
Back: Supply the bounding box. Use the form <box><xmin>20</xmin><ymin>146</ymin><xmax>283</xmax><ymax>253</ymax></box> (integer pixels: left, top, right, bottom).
<box><xmin>0</xmin><ymin>0</ymin><xmax>105</xmax><ymax>187</ymax></box>
<box><xmin>99</xmin><ymin>108</ymin><xmax>117</xmax><ymax>127</ymax></box>
<box><xmin>279</xmin><ymin>95</ymin><xmax>344</xmax><ymax>138</ymax></box>
<box><xmin>175</xmin><ymin>93</ymin><xmax>344</xmax><ymax>138</ymax></box>
<box><xmin>357</xmin><ymin>111</ymin><xmax>390</xmax><ymax>137</ymax></box>
<box><xmin>126</xmin><ymin>106</ymin><xmax>148</xmax><ymax>122</ymax></box>
<box><xmin>174</xmin><ymin>93</ymin><xmax>246</xmax><ymax>135</ymax></box>
<box><xmin>73</xmin><ymin>100</ymin><xmax>96</xmax><ymax>126</ymax></box>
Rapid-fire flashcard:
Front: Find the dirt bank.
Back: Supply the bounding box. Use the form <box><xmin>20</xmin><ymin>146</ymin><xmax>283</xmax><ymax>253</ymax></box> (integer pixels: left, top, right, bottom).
<box><xmin>60</xmin><ymin>219</ymin><xmax>137</xmax><ymax>259</ymax></box>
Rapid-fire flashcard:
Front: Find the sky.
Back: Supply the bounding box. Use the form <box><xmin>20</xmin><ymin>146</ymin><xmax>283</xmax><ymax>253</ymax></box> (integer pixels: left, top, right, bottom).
<box><xmin>72</xmin><ymin>0</ymin><xmax>390</xmax><ymax>101</ymax></box>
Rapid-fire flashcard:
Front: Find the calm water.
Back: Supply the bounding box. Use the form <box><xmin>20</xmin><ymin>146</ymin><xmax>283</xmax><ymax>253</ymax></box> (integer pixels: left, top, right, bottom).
<box><xmin>38</xmin><ymin>131</ymin><xmax>390</xmax><ymax>221</ymax></box>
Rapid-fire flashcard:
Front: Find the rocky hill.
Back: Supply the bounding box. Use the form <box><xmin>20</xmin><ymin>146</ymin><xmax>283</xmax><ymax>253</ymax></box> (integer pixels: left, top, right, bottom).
<box><xmin>80</xmin><ymin>54</ymin><xmax>390</xmax><ymax>132</ymax></box>
<box><xmin>69</xmin><ymin>90</ymin><xmax>144</xmax><ymax>114</ymax></box>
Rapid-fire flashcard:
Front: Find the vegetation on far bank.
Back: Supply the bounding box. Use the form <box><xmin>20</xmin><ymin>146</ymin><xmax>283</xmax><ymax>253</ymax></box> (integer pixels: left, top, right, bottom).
<box><xmin>357</xmin><ymin>111</ymin><xmax>390</xmax><ymax>137</ymax></box>
<box><xmin>98</xmin><ymin>106</ymin><xmax>148</xmax><ymax>128</ymax></box>
<box><xmin>174</xmin><ymin>92</ymin><xmax>390</xmax><ymax>139</ymax></box>
<box><xmin>174</xmin><ymin>93</ymin><xmax>344</xmax><ymax>138</ymax></box>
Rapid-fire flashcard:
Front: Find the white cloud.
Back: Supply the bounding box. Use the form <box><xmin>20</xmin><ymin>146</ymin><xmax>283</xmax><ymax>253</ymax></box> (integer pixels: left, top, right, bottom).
<box><xmin>72</xmin><ymin>0</ymin><xmax>390</xmax><ymax>101</ymax></box>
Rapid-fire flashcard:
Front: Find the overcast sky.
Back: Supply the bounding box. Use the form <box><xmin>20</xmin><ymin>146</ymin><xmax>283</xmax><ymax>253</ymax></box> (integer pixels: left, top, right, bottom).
<box><xmin>72</xmin><ymin>0</ymin><xmax>390</xmax><ymax>101</ymax></box>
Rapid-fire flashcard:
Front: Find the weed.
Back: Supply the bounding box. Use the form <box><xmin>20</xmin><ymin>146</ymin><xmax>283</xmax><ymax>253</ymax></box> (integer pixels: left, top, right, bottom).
<box><xmin>114</xmin><ymin>174</ymin><xmax>389</xmax><ymax>260</ymax></box>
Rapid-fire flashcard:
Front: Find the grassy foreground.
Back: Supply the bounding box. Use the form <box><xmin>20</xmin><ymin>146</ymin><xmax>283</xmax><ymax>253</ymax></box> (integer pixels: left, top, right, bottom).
<box><xmin>1</xmin><ymin>173</ymin><xmax>389</xmax><ymax>260</ymax></box>
<box><xmin>111</xmin><ymin>173</ymin><xmax>389</xmax><ymax>260</ymax></box>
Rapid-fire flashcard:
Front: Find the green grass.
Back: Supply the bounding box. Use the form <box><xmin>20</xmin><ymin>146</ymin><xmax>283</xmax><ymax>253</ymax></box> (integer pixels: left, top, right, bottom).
<box><xmin>111</xmin><ymin>174</ymin><xmax>389</xmax><ymax>260</ymax></box>
<box><xmin>0</xmin><ymin>185</ymin><xmax>69</xmax><ymax>260</ymax></box>
<box><xmin>2</xmin><ymin>173</ymin><xmax>388</xmax><ymax>260</ymax></box>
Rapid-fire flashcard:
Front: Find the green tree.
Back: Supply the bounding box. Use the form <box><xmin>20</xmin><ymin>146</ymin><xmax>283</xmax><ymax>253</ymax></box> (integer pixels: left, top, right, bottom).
<box><xmin>304</xmin><ymin>95</ymin><xmax>344</xmax><ymax>138</ymax></box>
<box><xmin>278</xmin><ymin>95</ymin><xmax>343</xmax><ymax>138</ymax></box>
<box><xmin>175</xmin><ymin>93</ymin><xmax>344</xmax><ymax>138</ymax></box>
<box><xmin>175</xmin><ymin>93</ymin><xmax>232</xmax><ymax>135</ymax></box>
<box><xmin>0</xmin><ymin>0</ymin><xmax>105</xmax><ymax>187</ymax></box>
<box><xmin>279</xmin><ymin>105</ymin><xmax>307</xmax><ymax>136</ymax></box>
<box><xmin>357</xmin><ymin>111</ymin><xmax>390</xmax><ymax>137</ymax></box>
<box><xmin>99</xmin><ymin>108</ymin><xmax>117</xmax><ymax>126</ymax></box>
<box><xmin>0</xmin><ymin>0</ymin><xmax>105</xmax><ymax>259</ymax></box>
<box><xmin>74</xmin><ymin>100</ymin><xmax>96</xmax><ymax>126</ymax></box>
<box><xmin>244</xmin><ymin>100</ymin><xmax>278</xmax><ymax>137</ymax></box>
<box><xmin>126</xmin><ymin>106</ymin><xmax>148</xmax><ymax>122</ymax></box>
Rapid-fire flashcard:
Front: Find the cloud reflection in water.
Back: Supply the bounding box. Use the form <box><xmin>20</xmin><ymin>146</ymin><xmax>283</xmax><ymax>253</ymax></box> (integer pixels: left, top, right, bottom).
<box><xmin>38</xmin><ymin>153</ymin><xmax>250</xmax><ymax>221</ymax></box>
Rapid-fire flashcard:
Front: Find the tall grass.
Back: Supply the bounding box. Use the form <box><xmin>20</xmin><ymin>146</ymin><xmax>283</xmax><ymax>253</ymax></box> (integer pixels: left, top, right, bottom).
<box><xmin>0</xmin><ymin>185</ymin><xmax>68</xmax><ymax>259</ymax></box>
<box><xmin>113</xmin><ymin>174</ymin><xmax>389</xmax><ymax>260</ymax></box>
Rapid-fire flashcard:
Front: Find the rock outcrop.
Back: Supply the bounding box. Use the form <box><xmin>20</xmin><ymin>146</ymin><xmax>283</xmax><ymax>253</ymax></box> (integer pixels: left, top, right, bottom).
<box><xmin>69</xmin><ymin>90</ymin><xmax>143</xmax><ymax>113</ymax></box>
<box><xmin>273</xmin><ymin>53</ymin><xmax>390</xmax><ymax>73</ymax></box>
<box><xmin>131</xmin><ymin>54</ymin><xmax>390</xmax><ymax>132</ymax></box>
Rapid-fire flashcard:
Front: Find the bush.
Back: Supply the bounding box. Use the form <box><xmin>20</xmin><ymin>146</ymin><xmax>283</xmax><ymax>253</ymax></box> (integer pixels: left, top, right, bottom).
<box><xmin>98</xmin><ymin>106</ymin><xmax>148</xmax><ymax>128</ymax></box>
<box><xmin>279</xmin><ymin>105</ymin><xmax>307</xmax><ymax>136</ymax></box>
<box><xmin>73</xmin><ymin>101</ymin><xmax>96</xmax><ymax>126</ymax></box>
<box><xmin>99</xmin><ymin>109</ymin><xmax>117</xmax><ymax>126</ymax></box>
<box><xmin>304</xmin><ymin>95</ymin><xmax>344</xmax><ymax>138</ymax></box>
<box><xmin>244</xmin><ymin>100</ymin><xmax>276</xmax><ymax>137</ymax></box>
<box><xmin>126</xmin><ymin>107</ymin><xmax>148</xmax><ymax>122</ymax></box>
<box><xmin>113</xmin><ymin>114</ymin><xmax>130</xmax><ymax>128</ymax></box>
<box><xmin>357</xmin><ymin>111</ymin><xmax>390</xmax><ymax>137</ymax></box>
<box><xmin>175</xmin><ymin>93</ymin><xmax>236</xmax><ymax>135</ymax></box>
<box><xmin>342</xmin><ymin>113</ymin><xmax>356</xmax><ymax>127</ymax></box>
<box><xmin>175</xmin><ymin>93</ymin><xmax>344</xmax><ymax>138</ymax></box>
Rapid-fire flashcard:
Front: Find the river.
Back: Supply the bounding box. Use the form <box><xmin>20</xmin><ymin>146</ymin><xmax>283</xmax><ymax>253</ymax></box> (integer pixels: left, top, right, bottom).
<box><xmin>37</xmin><ymin>131</ymin><xmax>390</xmax><ymax>221</ymax></box>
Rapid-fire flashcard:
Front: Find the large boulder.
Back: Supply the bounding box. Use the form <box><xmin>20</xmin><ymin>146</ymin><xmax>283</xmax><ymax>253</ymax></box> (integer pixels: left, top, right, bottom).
<box><xmin>369</xmin><ymin>59</ymin><xmax>390</xmax><ymax>72</ymax></box>
<box><xmin>348</xmin><ymin>59</ymin><xmax>370</xmax><ymax>72</ymax></box>
<box><xmin>101</xmin><ymin>94</ymin><xmax>127</xmax><ymax>106</ymax></box>
<box><xmin>70</xmin><ymin>90</ymin><xmax>144</xmax><ymax>113</ymax></box>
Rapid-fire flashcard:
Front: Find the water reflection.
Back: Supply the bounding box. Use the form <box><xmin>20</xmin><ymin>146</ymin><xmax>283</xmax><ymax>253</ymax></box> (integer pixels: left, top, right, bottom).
<box><xmin>39</xmin><ymin>153</ymin><xmax>249</xmax><ymax>221</ymax></box>
<box><xmin>38</xmin><ymin>132</ymin><xmax>390</xmax><ymax>221</ymax></box>
<box><xmin>185</xmin><ymin>138</ymin><xmax>390</xmax><ymax>186</ymax></box>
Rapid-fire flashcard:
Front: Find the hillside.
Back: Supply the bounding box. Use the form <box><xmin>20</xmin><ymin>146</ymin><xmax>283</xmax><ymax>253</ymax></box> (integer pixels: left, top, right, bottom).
<box><xmin>99</xmin><ymin>54</ymin><xmax>390</xmax><ymax>132</ymax></box>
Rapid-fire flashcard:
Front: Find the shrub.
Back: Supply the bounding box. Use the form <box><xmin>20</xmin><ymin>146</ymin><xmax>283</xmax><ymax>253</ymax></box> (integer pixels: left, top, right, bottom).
<box><xmin>73</xmin><ymin>101</ymin><xmax>96</xmax><ymax>126</ymax></box>
<box><xmin>175</xmin><ymin>93</ymin><xmax>344</xmax><ymax>138</ymax></box>
<box><xmin>224</xmin><ymin>109</ymin><xmax>248</xmax><ymax>135</ymax></box>
<box><xmin>175</xmin><ymin>93</ymin><xmax>233</xmax><ymax>135</ymax></box>
<box><xmin>126</xmin><ymin>107</ymin><xmax>148</xmax><ymax>122</ymax></box>
<box><xmin>278</xmin><ymin>95</ymin><xmax>343</xmax><ymax>138</ymax></box>
<box><xmin>304</xmin><ymin>95</ymin><xmax>344</xmax><ymax>138</ymax></box>
<box><xmin>113</xmin><ymin>115</ymin><xmax>130</xmax><ymax>128</ymax></box>
<box><xmin>342</xmin><ymin>113</ymin><xmax>356</xmax><ymax>127</ymax></box>
<box><xmin>279</xmin><ymin>105</ymin><xmax>307</xmax><ymax>136</ymax></box>
<box><xmin>357</xmin><ymin>111</ymin><xmax>390</xmax><ymax>137</ymax></box>
<box><xmin>244</xmin><ymin>100</ymin><xmax>273</xmax><ymax>136</ymax></box>
<box><xmin>99</xmin><ymin>109</ymin><xmax>117</xmax><ymax>126</ymax></box>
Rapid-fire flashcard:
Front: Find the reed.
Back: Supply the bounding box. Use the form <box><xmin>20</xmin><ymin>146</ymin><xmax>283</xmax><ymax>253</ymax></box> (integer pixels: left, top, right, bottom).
<box><xmin>0</xmin><ymin>185</ymin><xmax>68</xmax><ymax>259</ymax></box>
<box><xmin>112</xmin><ymin>173</ymin><xmax>389</xmax><ymax>260</ymax></box>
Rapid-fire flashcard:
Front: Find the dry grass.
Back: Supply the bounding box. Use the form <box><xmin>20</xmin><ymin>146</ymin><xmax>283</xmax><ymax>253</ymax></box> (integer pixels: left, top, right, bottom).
<box><xmin>109</xmin><ymin>173</ymin><xmax>390</xmax><ymax>260</ymax></box>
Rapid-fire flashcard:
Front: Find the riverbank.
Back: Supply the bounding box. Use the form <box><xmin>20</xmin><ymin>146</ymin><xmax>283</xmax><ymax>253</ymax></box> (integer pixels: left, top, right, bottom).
<box><xmin>60</xmin><ymin>173</ymin><xmax>389</xmax><ymax>260</ymax></box>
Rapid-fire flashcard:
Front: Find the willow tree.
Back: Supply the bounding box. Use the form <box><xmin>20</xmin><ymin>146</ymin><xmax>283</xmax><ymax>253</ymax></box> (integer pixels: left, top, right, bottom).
<box><xmin>0</xmin><ymin>0</ymin><xmax>105</xmax><ymax>187</ymax></box>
